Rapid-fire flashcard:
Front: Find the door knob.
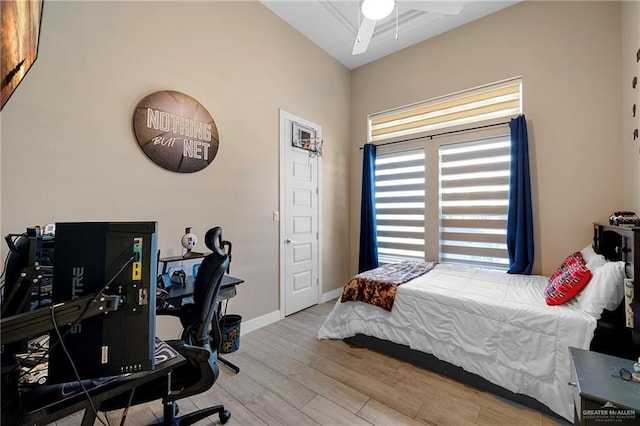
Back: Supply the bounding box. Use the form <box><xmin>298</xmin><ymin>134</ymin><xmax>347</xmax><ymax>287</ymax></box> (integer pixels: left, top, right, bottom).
<box><xmin>285</xmin><ymin>238</ymin><xmax>297</xmax><ymax>244</ymax></box>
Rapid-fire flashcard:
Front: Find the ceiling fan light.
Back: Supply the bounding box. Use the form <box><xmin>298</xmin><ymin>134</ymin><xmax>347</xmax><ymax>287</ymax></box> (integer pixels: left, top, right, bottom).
<box><xmin>361</xmin><ymin>0</ymin><xmax>395</xmax><ymax>20</ymax></box>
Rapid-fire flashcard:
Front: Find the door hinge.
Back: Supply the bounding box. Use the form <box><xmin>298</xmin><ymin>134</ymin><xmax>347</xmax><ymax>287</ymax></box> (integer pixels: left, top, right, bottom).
<box><xmin>316</xmin><ymin>232</ymin><xmax>319</xmax><ymax>240</ymax></box>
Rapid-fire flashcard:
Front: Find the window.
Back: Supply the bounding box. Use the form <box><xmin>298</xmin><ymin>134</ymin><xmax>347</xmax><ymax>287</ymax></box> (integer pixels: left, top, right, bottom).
<box><xmin>439</xmin><ymin>137</ymin><xmax>510</xmax><ymax>269</ymax></box>
<box><xmin>369</xmin><ymin>79</ymin><xmax>521</xmax><ymax>142</ymax></box>
<box><xmin>375</xmin><ymin>149</ymin><xmax>425</xmax><ymax>264</ymax></box>
<box><xmin>370</xmin><ymin>78</ymin><xmax>521</xmax><ymax>270</ymax></box>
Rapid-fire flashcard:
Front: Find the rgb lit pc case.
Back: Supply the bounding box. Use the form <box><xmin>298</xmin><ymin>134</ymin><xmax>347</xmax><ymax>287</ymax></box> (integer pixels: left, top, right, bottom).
<box><xmin>49</xmin><ymin>222</ymin><xmax>158</xmax><ymax>383</ymax></box>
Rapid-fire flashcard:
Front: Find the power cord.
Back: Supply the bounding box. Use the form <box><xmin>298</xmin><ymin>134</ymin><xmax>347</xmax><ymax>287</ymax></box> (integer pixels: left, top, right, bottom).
<box><xmin>51</xmin><ymin>305</ymin><xmax>109</xmax><ymax>426</ymax></box>
<box><xmin>119</xmin><ymin>387</ymin><xmax>136</xmax><ymax>426</ymax></box>
<box><xmin>0</xmin><ymin>246</ymin><xmax>14</xmax><ymax>300</ymax></box>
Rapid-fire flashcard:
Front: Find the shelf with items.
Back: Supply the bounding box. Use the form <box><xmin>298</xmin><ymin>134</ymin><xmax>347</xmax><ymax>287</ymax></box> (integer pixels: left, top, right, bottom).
<box><xmin>157</xmin><ymin>250</ymin><xmax>211</xmax><ymax>275</ymax></box>
<box><xmin>592</xmin><ymin>223</ymin><xmax>640</xmax><ymax>352</ymax></box>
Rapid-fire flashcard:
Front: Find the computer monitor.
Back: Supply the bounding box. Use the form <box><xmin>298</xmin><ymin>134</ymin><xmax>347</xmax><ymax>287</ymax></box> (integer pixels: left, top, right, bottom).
<box><xmin>48</xmin><ymin>222</ymin><xmax>158</xmax><ymax>384</ymax></box>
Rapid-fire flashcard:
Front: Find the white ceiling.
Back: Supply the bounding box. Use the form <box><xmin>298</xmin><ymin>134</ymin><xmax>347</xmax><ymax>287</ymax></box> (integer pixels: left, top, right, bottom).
<box><xmin>261</xmin><ymin>1</ymin><xmax>520</xmax><ymax>69</ymax></box>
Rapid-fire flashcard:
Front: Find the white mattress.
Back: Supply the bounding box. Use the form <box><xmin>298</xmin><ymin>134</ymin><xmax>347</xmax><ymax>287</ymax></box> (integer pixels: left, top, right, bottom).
<box><xmin>317</xmin><ymin>263</ymin><xmax>597</xmax><ymax>421</ymax></box>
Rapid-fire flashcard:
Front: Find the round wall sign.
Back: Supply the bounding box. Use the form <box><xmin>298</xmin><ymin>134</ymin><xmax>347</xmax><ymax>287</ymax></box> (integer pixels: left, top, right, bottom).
<box><xmin>133</xmin><ymin>90</ymin><xmax>219</xmax><ymax>173</ymax></box>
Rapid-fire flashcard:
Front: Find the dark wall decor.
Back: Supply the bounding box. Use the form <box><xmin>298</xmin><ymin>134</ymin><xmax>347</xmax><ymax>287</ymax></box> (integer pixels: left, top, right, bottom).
<box><xmin>133</xmin><ymin>90</ymin><xmax>219</xmax><ymax>173</ymax></box>
<box><xmin>635</xmin><ymin>48</ymin><xmax>639</xmax><ymax>153</ymax></box>
<box><xmin>1</xmin><ymin>0</ymin><xmax>43</xmax><ymax>110</ymax></box>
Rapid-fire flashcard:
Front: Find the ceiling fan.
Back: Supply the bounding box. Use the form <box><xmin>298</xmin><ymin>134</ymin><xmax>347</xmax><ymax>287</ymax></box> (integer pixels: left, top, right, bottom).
<box><xmin>353</xmin><ymin>0</ymin><xmax>466</xmax><ymax>55</ymax></box>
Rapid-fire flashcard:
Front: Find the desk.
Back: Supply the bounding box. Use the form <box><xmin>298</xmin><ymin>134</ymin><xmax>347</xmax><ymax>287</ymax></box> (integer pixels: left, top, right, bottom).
<box><xmin>159</xmin><ymin>275</ymin><xmax>244</xmax><ymax>374</ymax></box>
<box><xmin>164</xmin><ymin>275</ymin><xmax>244</xmax><ymax>306</ymax></box>
<box><xmin>14</xmin><ymin>355</ymin><xmax>184</xmax><ymax>426</ymax></box>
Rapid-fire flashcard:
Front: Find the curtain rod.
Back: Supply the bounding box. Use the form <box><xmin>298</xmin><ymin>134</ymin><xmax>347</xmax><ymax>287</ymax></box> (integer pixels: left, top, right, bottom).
<box><xmin>359</xmin><ymin>121</ymin><xmax>510</xmax><ymax>150</ymax></box>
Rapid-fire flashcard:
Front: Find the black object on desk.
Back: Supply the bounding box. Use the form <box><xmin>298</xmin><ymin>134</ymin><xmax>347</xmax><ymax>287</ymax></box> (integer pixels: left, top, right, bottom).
<box><xmin>569</xmin><ymin>347</ymin><xmax>640</xmax><ymax>425</ymax></box>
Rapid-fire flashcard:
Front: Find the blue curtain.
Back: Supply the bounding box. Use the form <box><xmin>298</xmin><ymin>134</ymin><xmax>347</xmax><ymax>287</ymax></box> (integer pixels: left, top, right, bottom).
<box><xmin>358</xmin><ymin>143</ymin><xmax>379</xmax><ymax>273</ymax></box>
<box><xmin>507</xmin><ymin>115</ymin><xmax>534</xmax><ymax>274</ymax></box>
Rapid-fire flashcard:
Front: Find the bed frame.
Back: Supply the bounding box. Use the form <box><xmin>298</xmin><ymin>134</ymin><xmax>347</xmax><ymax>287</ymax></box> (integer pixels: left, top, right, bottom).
<box><xmin>345</xmin><ymin>333</ymin><xmax>566</xmax><ymax>419</ymax></box>
<box><xmin>346</xmin><ymin>223</ymin><xmax>639</xmax><ymax>421</ymax></box>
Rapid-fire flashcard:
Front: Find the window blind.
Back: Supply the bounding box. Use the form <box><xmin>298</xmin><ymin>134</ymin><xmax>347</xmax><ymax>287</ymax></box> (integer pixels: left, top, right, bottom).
<box><xmin>370</xmin><ymin>80</ymin><xmax>521</xmax><ymax>142</ymax></box>
<box><xmin>375</xmin><ymin>149</ymin><xmax>425</xmax><ymax>264</ymax></box>
<box><xmin>439</xmin><ymin>137</ymin><xmax>510</xmax><ymax>269</ymax></box>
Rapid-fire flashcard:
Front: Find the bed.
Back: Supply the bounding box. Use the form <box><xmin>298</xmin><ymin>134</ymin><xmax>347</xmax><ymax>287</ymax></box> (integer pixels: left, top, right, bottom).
<box><xmin>318</xmin><ymin>224</ymin><xmax>638</xmax><ymax>422</ymax></box>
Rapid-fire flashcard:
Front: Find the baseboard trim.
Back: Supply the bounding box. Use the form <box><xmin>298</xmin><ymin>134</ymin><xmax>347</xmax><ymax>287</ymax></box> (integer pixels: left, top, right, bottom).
<box><xmin>240</xmin><ymin>289</ymin><xmax>339</xmax><ymax>336</ymax></box>
<box><xmin>322</xmin><ymin>287</ymin><xmax>342</xmax><ymax>303</ymax></box>
<box><xmin>240</xmin><ymin>310</ymin><xmax>281</xmax><ymax>336</ymax></box>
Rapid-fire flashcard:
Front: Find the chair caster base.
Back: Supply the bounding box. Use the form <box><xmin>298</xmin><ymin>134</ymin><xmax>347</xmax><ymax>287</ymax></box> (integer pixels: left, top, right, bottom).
<box><xmin>219</xmin><ymin>409</ymin><xmax>231</xmax><ymax>424</ymax></box>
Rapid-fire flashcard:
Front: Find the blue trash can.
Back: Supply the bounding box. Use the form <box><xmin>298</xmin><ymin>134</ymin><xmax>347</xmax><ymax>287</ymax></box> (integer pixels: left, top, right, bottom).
<box><xmin>218</xmin><ymin>314</ymin><xmax>241</xmax><ymax>353</ymax></box>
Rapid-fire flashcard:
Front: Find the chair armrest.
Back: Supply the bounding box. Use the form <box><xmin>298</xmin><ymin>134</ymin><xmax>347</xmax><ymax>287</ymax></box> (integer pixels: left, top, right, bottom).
<box><xmin>164</xmin><ymin>343</ymin><xmax>218</xmax><ymax>402</ymax></box>
<box><xmin>165</xmin><ymin>339</ymin><xmax>185</xmax><ymax>348</ymax></box>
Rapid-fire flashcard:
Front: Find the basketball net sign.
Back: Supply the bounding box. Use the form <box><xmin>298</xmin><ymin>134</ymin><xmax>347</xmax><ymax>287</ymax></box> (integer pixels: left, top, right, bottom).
<box><xmin>133</xmin><ymin>90</ymin><xmax>219</xmax><ymax>173</ymax></box>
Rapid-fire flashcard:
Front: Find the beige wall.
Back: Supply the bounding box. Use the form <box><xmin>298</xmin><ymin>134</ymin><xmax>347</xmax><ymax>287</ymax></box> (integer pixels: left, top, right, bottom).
<box><xmin>0</xmin><ymin>0</ymin><xmax>632</xmax><ymax>318</ymax></box>
<box><xmin>0</xmin><ymin>1</ymin><xmax>351</xmax><ymax>321</ymax></box>
<box><xmin>622</xmin><ymin>1</ymin><xmax>640</xmax><ymax>211</ymax></box>
<box><xmin>350</xmin><ymin>1</ymin><xmax>623</xmax><ymax>276</ymax></box>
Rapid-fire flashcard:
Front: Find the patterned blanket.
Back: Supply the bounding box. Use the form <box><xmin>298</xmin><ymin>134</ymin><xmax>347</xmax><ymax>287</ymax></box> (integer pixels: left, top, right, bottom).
<box><xmin>340</xmin><ymin>261</ymin><xmax>437</xmax><ymax>311</ymax></box>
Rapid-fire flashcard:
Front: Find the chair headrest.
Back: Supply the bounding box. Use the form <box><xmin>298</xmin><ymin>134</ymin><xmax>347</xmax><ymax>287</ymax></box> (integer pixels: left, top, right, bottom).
<box><xmin>204</xmin><ymin>227</ymin><xmax>225</xmax><ymax>256</ymax></box>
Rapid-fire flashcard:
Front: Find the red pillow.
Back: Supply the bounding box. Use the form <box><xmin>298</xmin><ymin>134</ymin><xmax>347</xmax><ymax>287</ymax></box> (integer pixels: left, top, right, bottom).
<box><xmin>545</xmin><ymin>252</ymin><xmax>592</xmax><ymax>305</ymax></box>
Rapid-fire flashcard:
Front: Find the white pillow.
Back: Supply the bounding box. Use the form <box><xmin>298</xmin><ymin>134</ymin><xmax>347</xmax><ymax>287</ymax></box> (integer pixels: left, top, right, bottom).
<box><xmin>580</xmin><ymin>244</ymin><xmax>607</xmax><ymax>270</ymax></box>
<box><xmin>575</xmin><ymin>260</ymin><xmax>626</xmax><ymax>319</ymax></box>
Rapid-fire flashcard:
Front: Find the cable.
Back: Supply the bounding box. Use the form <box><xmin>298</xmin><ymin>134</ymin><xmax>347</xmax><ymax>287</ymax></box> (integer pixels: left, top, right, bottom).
<box><xmin>59</xmin><ymin>255</ymin><xmax>135</xmax><ymax>342</ymax></box>
<box><xmin>0</xmin><ymin>245</ymin><xmax>14</xmax><ymax>300</ymax></box>
<box><xmin>119</xmin><ymin>388</ymin><xmax>136</xmax><ymax>426</ymax></box>
<box><xmin>51</xmin><ymin>305</ymin><xmax>109</xmax><ymax>426</ymax></box>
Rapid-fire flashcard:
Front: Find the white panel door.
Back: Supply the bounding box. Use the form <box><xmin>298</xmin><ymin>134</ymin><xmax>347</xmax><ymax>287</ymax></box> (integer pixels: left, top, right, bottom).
<box><xmin>280</xmin><ymin>111</ymin><xmax>321</xmax><ymax>316</ymax></box>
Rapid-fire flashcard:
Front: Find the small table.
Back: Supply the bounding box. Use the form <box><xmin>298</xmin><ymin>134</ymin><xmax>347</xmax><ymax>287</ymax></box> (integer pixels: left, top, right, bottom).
<box><xmin>569</xmin><ymin>347</ymin><xmax>640</xmax><ymax>425</ymax></box>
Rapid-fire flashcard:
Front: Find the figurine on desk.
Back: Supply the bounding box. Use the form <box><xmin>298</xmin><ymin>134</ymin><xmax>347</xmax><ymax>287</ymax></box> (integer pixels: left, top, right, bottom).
<box><xmin>181</xmin><ymin>227</ymin><xmax>201</xmax><ymax>257</ymax></box>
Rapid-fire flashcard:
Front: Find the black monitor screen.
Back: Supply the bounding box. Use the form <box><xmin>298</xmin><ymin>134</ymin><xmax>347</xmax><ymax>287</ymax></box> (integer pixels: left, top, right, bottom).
<box><xmin>48</xmin><ymin>222</ymin><xmax>157</xmax><ymax>383</ymax></box>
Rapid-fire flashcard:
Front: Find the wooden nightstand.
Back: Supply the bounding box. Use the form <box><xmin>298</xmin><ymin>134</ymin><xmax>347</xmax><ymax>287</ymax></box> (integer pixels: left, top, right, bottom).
<box><xmin>569</xmin><ymin>347</ymin><xmax>640</xmax><ymax>425</ymax></box>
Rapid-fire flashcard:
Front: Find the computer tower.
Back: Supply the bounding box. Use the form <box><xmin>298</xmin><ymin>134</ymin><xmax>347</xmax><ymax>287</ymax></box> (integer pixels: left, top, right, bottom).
<box><xmin>49</xmin><ymin>222</ymin><xmax>157</xmax><ymax>383</ymax></box>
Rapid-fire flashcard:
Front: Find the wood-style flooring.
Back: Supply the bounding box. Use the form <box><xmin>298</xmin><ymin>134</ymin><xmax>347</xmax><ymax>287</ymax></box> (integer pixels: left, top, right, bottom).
<box><xmin>55</xmin><ymin>301</ymin><xmax>565</xmax><ymax>425</ymax></box>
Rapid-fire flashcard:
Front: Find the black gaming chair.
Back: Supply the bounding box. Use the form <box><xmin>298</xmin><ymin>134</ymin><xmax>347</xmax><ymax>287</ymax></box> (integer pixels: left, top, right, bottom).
<box><xmin>100</xmin><ymin>227</ymin><xmax>231</xmax><ymax>425</ymax></box>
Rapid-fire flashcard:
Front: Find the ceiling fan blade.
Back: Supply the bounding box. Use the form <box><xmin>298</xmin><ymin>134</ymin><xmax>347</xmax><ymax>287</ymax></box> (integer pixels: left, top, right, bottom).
<box><xmin>403</xmin><ymin>1</ymin><xmax>465</xmax><ymax>15</ymax></box>
<box><xmin>352</xmin><ymin>17</ymin><xmax>376</xmax><ymax>55</ymax></box>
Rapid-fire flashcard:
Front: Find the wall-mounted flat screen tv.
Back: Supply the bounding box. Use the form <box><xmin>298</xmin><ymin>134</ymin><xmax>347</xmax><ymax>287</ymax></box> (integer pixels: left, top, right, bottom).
<box><xmin>1</xmin><ymin>0</ymin><xmax>43</xmax><ymax>111</ymax></box>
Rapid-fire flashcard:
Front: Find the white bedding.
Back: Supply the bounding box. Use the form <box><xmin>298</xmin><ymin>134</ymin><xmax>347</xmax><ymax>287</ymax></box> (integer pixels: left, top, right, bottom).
<box><xmin>317</xmin><ymin>263</ymin><xmax>597</xmax><ymax>421</ymax></box>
